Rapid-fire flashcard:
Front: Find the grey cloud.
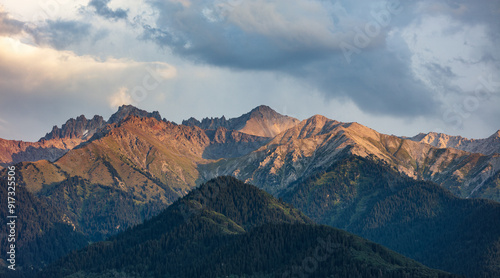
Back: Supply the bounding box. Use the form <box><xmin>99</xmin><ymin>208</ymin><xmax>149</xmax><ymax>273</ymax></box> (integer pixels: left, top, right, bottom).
<box><xmin>141</xmin><ymin>0</ymin><xmax>442</xmax><ymax>118</ymax></box>
<box><xmin>0</xmin><ymin>10</ymin><xmax>25</xmax><ymax>35</ymax></box>
<box><xmin>28</xmin><ymin>20</ymin><xmax>92</xmax><ymax>49</ymax></box>
<box><xmin>294</xmin><ymin>49</ymin><xmax>440</xmax><ymax>117</ymax></box>
<box><xmin>423</xmin><ymin>63</ymin><xmax>459</xmax><ymax>91</ymax></box>
<box><xmin>419</xmin><ymin>0</ymin><xmax>500</xmax><ymax>26</ymax></box>
<box><xmin>142</xmin><ymin>23</ymin><xmax>328</xmax><ymax>70</ymax></box>
<box><xmin>418</xmin><ymin>0</ymin><xmax>500</xmax><ymax>41</ymax></box>
<box><xmin>143</xmin><ymin>0</ymin><xmax>414</xmax><ymax>70</ymax></box>
<box><xmin>425</xmin><ymin>63</ymin><xmax>456</xmax><ymax>79</ymax></box>
<box><xmin>424</xmin><ymin>0</ymin><xmax>500</xmax><ymax>70</ymax></box>
<box><xmin>143</xmin><ymin>0</ymin><xmax>342</xmax><ymax>70</ymax></box>
<box><xmin>88</xmin><ymin>0</ymin><xmax>128</xmax><ymax>20</ymax></box>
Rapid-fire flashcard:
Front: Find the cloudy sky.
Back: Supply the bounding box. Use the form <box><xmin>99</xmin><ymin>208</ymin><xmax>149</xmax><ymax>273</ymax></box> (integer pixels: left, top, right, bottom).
<box><xmin>0</xmin><ymin>0</ymin><xmax>498</xmax><ymax>141</ymax></box>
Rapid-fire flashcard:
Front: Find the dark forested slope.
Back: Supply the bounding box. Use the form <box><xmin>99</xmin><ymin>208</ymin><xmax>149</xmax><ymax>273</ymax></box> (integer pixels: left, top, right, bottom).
<box><xmin>280</xmin><ymin>156</ymin><xmax>500</xmax><ymax>277</ymax></box>
<box><xmin>40</xmin><ymin>177</ymin><xmax>454</xmax><ymax>278</ymax></box>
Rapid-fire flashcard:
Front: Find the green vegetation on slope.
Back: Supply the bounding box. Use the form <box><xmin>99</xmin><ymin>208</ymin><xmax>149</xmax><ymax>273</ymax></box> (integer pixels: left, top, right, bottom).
<box><xmin>40</xmin><ymin>177</ymin><xmax>455</xmax><ymax>278</ymax></box>
<box><xmin>0</xmin><ymin>177</ymin><xmax>89</xmax><ymax>277</ymax></box>
<box><xmin>38</xmin><ymin>176</ymin><xmax>166</xmax><ymax>241</ymax></box>
<box><xmin>0</xmin><ymin>167</ymin><xmax>168</xmax><ymax>275</ymax></box>
<box><xmin>280</xmin><ymin>156</ymin><xmax>500</xmax><ymax>277</ymax></box>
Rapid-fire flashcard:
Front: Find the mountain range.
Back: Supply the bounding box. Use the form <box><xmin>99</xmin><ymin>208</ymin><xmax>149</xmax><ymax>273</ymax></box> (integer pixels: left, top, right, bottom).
<box><xmin>280</xmin><ymin>156</ymin><xmax>500</xmax><ymax>277</ymax></box>
<box><xmin>4</xmin><ymin>105</ymin><xmax>499</xmax><ymax>200</ymax></box>
<box><xmin>200</xmin><ymin>113</ymin><xmax>500</xmax><ymax>201</ymax></box>
<box><xmin>0</xmin><ymin>115</ymin><xmax>106</xmax><ymax>169</ymax></box>
<box><xmin>1</xmin><ymin>104</ymin><xmax>499</xmax><ymax>277</ymax></box>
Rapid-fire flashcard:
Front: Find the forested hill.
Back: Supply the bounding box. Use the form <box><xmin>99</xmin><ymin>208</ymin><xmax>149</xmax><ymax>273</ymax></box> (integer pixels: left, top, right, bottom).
<box><xmin>0</xmin><ymin>177</ymin><xmax>89</xmax><ymax>277</ymax></box>
<box><xmin>280</xmin><ymin>156</ymin><xmax>500</xmax><ymax>277</ymax></box>
<box><xmin>39</xmin><ymin>177</ymin><xmax>455</xmax><ymax>278</ymax></box>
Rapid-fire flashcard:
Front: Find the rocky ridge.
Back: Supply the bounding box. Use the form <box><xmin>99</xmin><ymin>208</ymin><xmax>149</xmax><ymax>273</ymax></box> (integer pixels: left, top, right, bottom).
<box><xmin>407</xmin><ymin>131</ymin><xmax>500</xmax><ymax>155</ymax></box>
<box><xmin>0</xmin><ymin>105</ymin><xmax>164</xmax><ymax>169</ymax></box>
<box><xmin>182</xmin><ymin>105</ymin><xmax>300</xmax><ymax>137</ymax></box>
<box><xmin>41</xmin><ymin>115</ymin><xmax>106</xmax><ymax>141</ymax></box>
<box><xmin>200</xmin><ymin>114</ymin><xmax>500</xmax><ymax>200</ymax></box>
<box><xmin>3</xmin><ymin>105</ymin><xmax>500</xmax><ymax>203</ymax></box>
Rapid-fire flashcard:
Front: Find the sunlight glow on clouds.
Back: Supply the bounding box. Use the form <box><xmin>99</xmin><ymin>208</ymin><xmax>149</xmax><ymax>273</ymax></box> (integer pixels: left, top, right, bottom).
<box><xmin>109</xmin><ymin>87</ymin><xmax>134</xmax><ymax>109</ymax></box>
<box><xmin>0</xmin><ymin>0</ymin><xmax>499</xmax><ymax>141</ymax></box>
<box><xmin>0</xmin><ymin>36</ymin><xmax>176</xmax><ymax>95</ymax></box>
<box><xmin>0</xmin><ymin>24</ymin><xmax>177</xmax><ymax>140</ymax></box>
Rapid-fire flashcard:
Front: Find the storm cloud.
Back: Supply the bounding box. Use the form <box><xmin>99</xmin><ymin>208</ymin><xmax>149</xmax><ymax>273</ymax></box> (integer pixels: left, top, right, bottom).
<box><xmin>138</xmin><ymin>0</ymin><xmax>435</xmax><ymax>117</ymax></box>
<box><xmin>138</xmin><ymin>0</ymin><xmax>499</xmax><ymax>122</ymax></box>
<box><xmin>0</xmin><ymin>0</ymin><xmax>498</xmax><ymax>141</ymax></box>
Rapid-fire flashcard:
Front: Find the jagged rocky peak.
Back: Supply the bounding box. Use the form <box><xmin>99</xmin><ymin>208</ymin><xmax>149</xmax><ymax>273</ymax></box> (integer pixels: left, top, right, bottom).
<box><xmin>183</xmin><ymin>105</ymin><xmax>300</xmax><ymax>138</ymax></box>
<box><xmin>200</xmin><ymin>115</ymin><xmax>230</xmax><ymax>130</ymax></box>
<box><xmin>39</xmin><ymin>105</ymin><xmax>164</xmax><ymax>142</ymax></box>
<box><xmin>243</xmin><ymin>105</ymin><xmax>299</xmax><ymax>126</ymax></box>
<box><xmin>182</xmin><ymin>117</ymin><xmax>201</xmax><ymax>127</ymax></box>
<box><xmin>305</xmin><ymin>114</ymin><xmax>330</xmax><ymax>125</ymax></box>
<box><xmin>238</xmin><ymin>106</ymin><xmax>300</xmax><ymax>137</ymax></box>
<box><xmin>247</xmin><ymin>105</ymin><xmax>280</xmax><ymax>118</ymax></box>
<box><xmin>295</xmin><ymin>115</ymin><xmax>332</xmax><ymax>135</ymax></box>
<box><xmin>108</xmin><ymin>105</ymin><xmax>162</xmax><ymax>124</ymax></box>
<box><xmin>407</xmin><ymin>130</ymin><xmax>500</xmax><ymax>155</ymax></box>
<box><xmin>406</xmin><ymin>132</ymin><xmax>459</xmax><ymax>148</ymax></box>
<box><xmin>182</xmin><ymin>115</ymin><xmax>230</xmax><ymax>130</ymax></box>
<box><xmin>273</xmin><ymin>114</ymin><xmax>342</xmax><ymax>141</ymax></box>
<box><xmin>300</xmin><ymin>114</ymin><xmax>341</xmax><ymax>131</ymax></box>
<box><xmin>40</xmin><ymin>114</ymin><xmax>106</xmax><ymax>141</ymax></box>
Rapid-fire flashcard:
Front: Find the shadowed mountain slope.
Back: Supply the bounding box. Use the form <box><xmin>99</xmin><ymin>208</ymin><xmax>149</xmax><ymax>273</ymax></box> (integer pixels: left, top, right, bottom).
<box><xmin>201</xmin><ymin>114</ymin><xmax>500</xmax><ymax>200</ymax></box>
<box><xmin>280</xmin><ymin>156</ymin><xmax>500</xmax><ymax>278</ymax></box>
<box><xmin>40</xmin><ymin>177</ymin><xmax>455</xmax><ymax>278</ymax></box>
